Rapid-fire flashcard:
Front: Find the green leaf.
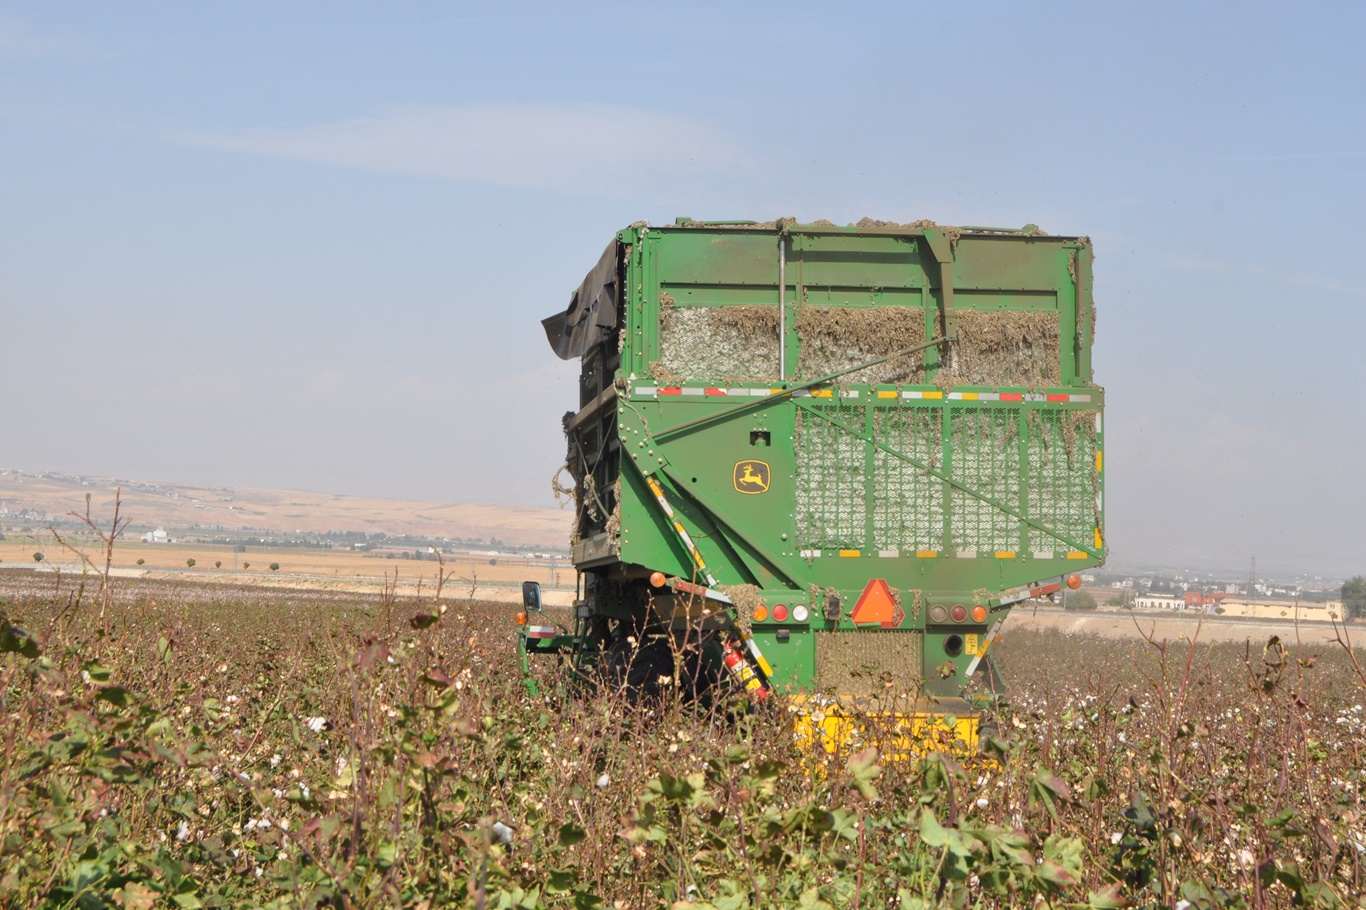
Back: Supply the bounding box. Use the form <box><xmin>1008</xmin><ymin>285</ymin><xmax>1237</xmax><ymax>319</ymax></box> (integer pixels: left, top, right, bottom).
<box><xmin>84</xmin><ymin>662</ymin><xmax>113</xmax><ymax>682</ymax></box>
<box><xmin>409</xmin><ymin>612</ymin><xmax>440</xmax><ymax>629</ymax></box>
<box><xmin>920</xmin><ymin>809</ymin><xmax>949</xmax><ymax>847</ymax></box>
<box><xmin>558</xmin><ymin>823</ymin><xmax>587</xmax><ymax>846</ymax></box>
<box><xmin>545</xmin><ymin>869</ymin><xmax>576</xmax><ymax>894</ymax></box>
<box><xmin>96</xmin><ymin>686</ymin><xmax>132</xmax><ymax>707</ymax></box>
<box><xmin>846</xmin><ymin>747</ymin><xmax>881</xmax><ymax>799</ymax></box>
<box><xmin>0</xmin><ymin>618</ymin><xmax>40</xmax><ymax>657</ymax></box>
<box><xmin>1087</xmin><ymin>882</ymin><xmax>1131</xmax><ymax>909</ymax></box>
<box><xmin>157</xmin><ymin>635</ymin><xmax>173</xmax><ymax>664</ymax></box>
<box><xmin>173</xmin><ymin>894</ymin><xmax>204</xmax><ymax>910</ymax></box>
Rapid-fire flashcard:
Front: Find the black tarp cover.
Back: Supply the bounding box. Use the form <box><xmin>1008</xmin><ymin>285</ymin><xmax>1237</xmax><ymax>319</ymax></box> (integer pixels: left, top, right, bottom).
<box><xmin>542</xmin><ymin>240</ymin><xmax>619</xmax><ymax>360</ymax></box>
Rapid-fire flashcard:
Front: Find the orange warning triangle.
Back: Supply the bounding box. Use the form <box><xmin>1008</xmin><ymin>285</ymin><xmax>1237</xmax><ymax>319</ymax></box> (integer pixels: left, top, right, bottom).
<box><xmin>850</xmin><ymin>579</ymin><xmax>899</xmax><ymax>627</ymax></box>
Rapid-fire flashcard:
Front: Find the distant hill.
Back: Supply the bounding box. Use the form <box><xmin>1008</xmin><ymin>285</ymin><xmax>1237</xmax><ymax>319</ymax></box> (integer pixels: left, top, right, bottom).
<box><xmin>0</xmin><ymin>468</ymin><xmax>572</xmax><ymax>549</ymax></box>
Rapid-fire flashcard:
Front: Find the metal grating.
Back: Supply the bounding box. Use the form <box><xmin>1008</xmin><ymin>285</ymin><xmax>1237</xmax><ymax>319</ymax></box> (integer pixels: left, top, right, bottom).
<box><xmin>1025</xmin><ymin>409</ymin><xmax>1098</xmax><ymax>553</ymax></box>
<box><xmin>795</xmin><ymin>405</ymin><xmax>867</xmax><ymax>549</ymax></box>
<box><xmin>873</xmin><ymin>408</ymin><xmax>943</xmax><ymax>552</ymax></box>
<box><xmin>815</xmin><ymin>631</ymin><xmax>924</xmax><ymax>698</ymax></box>
<box><xmin>795</xmin><ymin>402</ymin><xmax>1098</xmax><ymax>556</ymax></box>
<box><xmin>949</xmin><ymin>410</ymin><xmax>1022</xmax><ymax>553</ymax></box>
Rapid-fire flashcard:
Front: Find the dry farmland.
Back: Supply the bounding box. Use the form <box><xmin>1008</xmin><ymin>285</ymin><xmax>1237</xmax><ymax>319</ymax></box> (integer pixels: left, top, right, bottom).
<box><xmin>1</xmin><ymin>566</ymin><xmax>1364</xmax><ymax>908</ymax></box>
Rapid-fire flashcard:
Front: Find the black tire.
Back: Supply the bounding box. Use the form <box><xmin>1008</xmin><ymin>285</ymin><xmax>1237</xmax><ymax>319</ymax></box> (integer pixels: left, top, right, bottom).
<box><xmin>601</xmin><ymin>636</ymin><xmax>674</xmax><ymax>705</ymax></box>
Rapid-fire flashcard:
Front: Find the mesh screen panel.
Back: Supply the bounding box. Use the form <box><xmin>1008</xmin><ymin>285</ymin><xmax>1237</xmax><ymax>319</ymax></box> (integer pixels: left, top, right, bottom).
<box><xmin>1026</xmin><ymin>409</ymin><xmax>1099</xmax><ymax>553</ymax></box>
<box><xmin>795</xmin><ymin>402</ymin><xmax>1097</xmax><ymax>555</ymax></box>
<box><xmin>950</xmin><ymin>410</ymin><xmax>1022</xmax><ymax>553</ymax></box>
<box><xmin>872</xmin><ymin>408</ymin><xmax>943</xmax><ymax>552</ymax></box>
<box><xmin>795</xmin><ymin>405</ymin><xmax>867</xmax><ymax>549</ymax></box>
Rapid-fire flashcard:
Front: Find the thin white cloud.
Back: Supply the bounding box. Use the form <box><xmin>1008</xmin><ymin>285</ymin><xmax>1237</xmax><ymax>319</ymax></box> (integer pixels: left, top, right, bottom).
<box><xmin>176</xmin><ymin>103</ymin><xmax>751</xmax><ymax>198</ymax></box>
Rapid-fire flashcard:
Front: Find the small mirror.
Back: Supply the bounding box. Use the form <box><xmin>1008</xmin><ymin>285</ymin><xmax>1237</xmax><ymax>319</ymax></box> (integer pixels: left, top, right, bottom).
<box><xmin>521</xmin><ymin>581</ymin><xmax>543</xmax><ymax>612</ymax></box>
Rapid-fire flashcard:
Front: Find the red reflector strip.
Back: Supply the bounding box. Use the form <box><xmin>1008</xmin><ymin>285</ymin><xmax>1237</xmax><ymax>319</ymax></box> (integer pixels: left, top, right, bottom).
<box><xmin>1029</xmin><ymin>583</ymin><xmax>1062</xmax><ymax>597</ymax></box>
<box><xmin>1046</xmin><ymin>393</ymin><xmax>1070</xmax><ymax>402</ymax></box>
<box><xmin>660</xmin><ymin>387</ymin><xmax>682</xmax><ymax>395</ymax></box>
<box><xmin>704</xmin><ymin>388</ymin><xmax>726</xmax><ymax>396</ymax></box>
<box><xmin>999</xmin><ymin>392</ymin><xmax>1023</xmax><ymax>401</ymax></box>
<box><xmin>525</xmin><ymin>626</ymin><xmax>557</xmax><ymax>639</ymax></box>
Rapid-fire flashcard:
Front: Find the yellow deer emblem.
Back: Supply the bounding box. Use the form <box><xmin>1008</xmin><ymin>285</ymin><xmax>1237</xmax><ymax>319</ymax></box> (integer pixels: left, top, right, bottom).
<box><xmin>733</xmin><ymin>460</ymin><xmax>771</xmax><ymax>494</ymax></box>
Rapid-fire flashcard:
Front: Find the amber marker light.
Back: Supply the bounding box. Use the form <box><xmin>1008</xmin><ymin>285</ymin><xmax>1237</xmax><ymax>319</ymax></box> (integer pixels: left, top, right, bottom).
<box><xmin>971</xmin><ymin>605</ymin><xmax>988</xmax><ymax>623</ymax></box>
<box><xmin>514</xmin><ymin>611</ymin><xmax>528</xmax><ymax>626</ymax></box>
<box><xmin>649</xmin><ymin>571</ymin><xmax>667</xmax><ymax>588</ymax></box>
<box><xmin>753</xmin><ymin>605</ymin><xmax>768</xmax><ymax>622</ymax></box>
<box><xmin>1067</xmin><ymin>574</ymin><xmax>1082</xmax><ymax>590</ymax></box>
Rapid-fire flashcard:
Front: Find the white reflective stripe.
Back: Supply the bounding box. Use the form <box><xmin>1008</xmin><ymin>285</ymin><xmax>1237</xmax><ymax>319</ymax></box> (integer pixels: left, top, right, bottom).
<box><xmin>877</xmin><ymin>548</ymin><xmax>899</xmax><ymax>558</ymax></box>
<box><xmin>799</xmin><ymin>549</ymin><xmax>821</xmax><ymax>558</ymax></box>
<box><xmin>681</xmin><ymin>387</ymin><xmax>705</xmax><ymax>396</ymax></box>
<box><xmin>956</xmin><ymin>550</ymin><xmax>975</xmax><ymax>559</ymax></box>
<box><xmin>1033</xmin><ymin>551</ymin><xmax>1054</xmax><ymax>560</ymax></box>
<box><xmin>634</xmin><ymin>386</ymin><xmax>657</xmax><ymax>396</ymax></box>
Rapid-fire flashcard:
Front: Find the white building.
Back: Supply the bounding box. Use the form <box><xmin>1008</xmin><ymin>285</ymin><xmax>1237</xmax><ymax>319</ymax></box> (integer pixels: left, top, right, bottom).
<box><xmin>1134</xmin><ymin>595</ymin><xmax>1185</xmax><ymax>611</ymax></box>
<box><xmin>141</xmin><ymin>528</ymin><xmax>171</xmax><ymax>544</ymax></box>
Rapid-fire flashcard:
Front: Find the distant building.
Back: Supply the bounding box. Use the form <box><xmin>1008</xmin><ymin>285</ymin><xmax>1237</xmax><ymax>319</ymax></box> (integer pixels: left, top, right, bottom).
<box><xmin>1134</xmin><ymin>595</ymin><xmax>1185</xmax><ymax>611</ymax></box>
<box><xmin>1217</xmin><ymin>599</ymin><xmax>1342</xmax><ymax>621</ymax></box>
<box><xmin>141</xmin><ymin>528</ymin><xmax>172</xmax><ymax>544</ymax></box>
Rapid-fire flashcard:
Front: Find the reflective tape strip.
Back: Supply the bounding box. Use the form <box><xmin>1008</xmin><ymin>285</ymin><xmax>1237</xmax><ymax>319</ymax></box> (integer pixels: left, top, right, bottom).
<box><xmin>838</xmin><ymin>549</ymin><xmax>860</xmax><ymax>558</ymax></box>
<box><xmin>1000</xmin><ymin>393</ymin><xmax>1023</xmax><ymax>401</ymax></box>
<box><xmin>670</xmin><ymin>578</ymin><xmax>734</xmax><ymax>605</ymax></box>
<box><xmin>1067</xmin><ymin>551</ymin><xmax>1089</xmax><ymax>560</ymax></box>
<box><xmin>948</xmin><ymin>392</ymin><xmax>979</xmax><ymax>400</ymax></box>
<box><xmin>965</xmin><ymin>619</ymin><xmax>1004</xmax><ymax>676</ymax></box>
<box><xmin>704</xmin><ymin>388</ymin><xmax>726</xmax><ymax>396</ymax></box>
<box><xmin>877</xmin><ymin>390</ymin><xmax>898</xmax><ymax>399</ymax></box>
<box><xmin>799</xmin><ymin>549</ymin><xmax>821</xmax><ymax>558</ymax></box>
<box><xmin>526</xmin><ymin>626</ymin><xmax>558</xmax><ymax>639</ymax></box>
<box><xmin>634</xmin><ymin>386</ymin><xmax>657</xmax><ymax>396</ymax></box>
<box><xmin>877</xmin><ymin>548</ymin><xmax>899</xmax><ymax>557</ymax></box>
<box><xmin>745</xmin><ymin>636</ymin><xmax>774</xmax><ymax>677</ymax></box>
<box><xmin>956</xmin><ymin>550</ymin><xmax>975</xmax><ymax>558</ymax></box>
<box><xmin>916</xmin><ymin>550</ymin><xmax>939</xmax><ymax>558</ymax></box>
<box><xmin>681</xmin><ymin>387</ymin><xmax>706</xmax><ymax>396</ymax></box>
<box><xmin>645</xmin><ymin>477</ymin><xmax>675</xmax><ymax>518</ymax></box>
<box><xmin>646</xmin><ymin>476</ymin><xmax>716</xmax><ymax>586</ymax></box>
<box><xmin>995</xmin><ymin>550</ymin><xmax>1017</xmax><ymax>559</ymax></box>
<box><xmin>1033</xmin><ymin>551</ymin><xmax>1055</xmax><ymax>560</ymax></box>
<box><xmin>660</xmin><ymin>387</ymin><xmax>682</xmax><ymax>395</ymax></box>
<box><xmin>1029</xmin><ymin>582</ymin><xmax>1062</xmax><ymax>597</ymax></box>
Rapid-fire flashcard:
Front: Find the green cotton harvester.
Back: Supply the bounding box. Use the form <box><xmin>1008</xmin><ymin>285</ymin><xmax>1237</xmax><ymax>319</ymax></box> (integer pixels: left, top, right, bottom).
<box><xmin>519</xmin><ymin>218</ymin><xmax>1104</xmax><ymax>750</ymax></box>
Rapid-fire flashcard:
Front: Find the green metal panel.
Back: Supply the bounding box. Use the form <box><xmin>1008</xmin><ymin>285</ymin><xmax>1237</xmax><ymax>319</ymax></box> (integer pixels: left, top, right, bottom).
<box><xmin>570</xmin><ymin>221</ymin><xmax>1103</xmax><ymax>698</ymax></box>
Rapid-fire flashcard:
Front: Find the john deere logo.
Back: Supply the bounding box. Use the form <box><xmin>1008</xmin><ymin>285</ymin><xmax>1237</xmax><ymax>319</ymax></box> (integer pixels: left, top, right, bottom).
<box><xmin>733</xmin><ymin>460</ymin><xmax>771</xmax><ymax>494</ymax></box>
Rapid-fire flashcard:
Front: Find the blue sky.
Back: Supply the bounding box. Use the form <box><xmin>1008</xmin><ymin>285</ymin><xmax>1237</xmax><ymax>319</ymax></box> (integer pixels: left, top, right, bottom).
<box><xmin>3</xmin><ymin>2</ymin><xmax>1364</xmax><ymax>576</ymax></box>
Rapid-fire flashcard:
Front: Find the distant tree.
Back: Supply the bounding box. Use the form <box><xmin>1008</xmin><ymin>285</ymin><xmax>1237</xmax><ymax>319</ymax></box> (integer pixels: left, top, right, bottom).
<box><xmin>186</xmin><ymin>558</ymin><xmax>196</xmax><ymax>568</ymax></box>
<box><xmin>1343</xmin><ymin>576</ymin><xmax>1366</xmax><ymax>621</ymax></box>
<box><xmin>242</xmin><ymin>561</ymin><xmax>251</xmax><ymax>569</ymax></box>
<box><xmin>32</xmin><ymin>552</ymin><xmax>42</xmax><ymax>563</ymax></box>
<box><xmin>269</xmin><ymin>563</ymin><xmax>280</xmax><ymax>572</ymax></box>
<box><xmin>1065</xmin><ymin>589</ymin><xmax>1096</xmax><ymax>611</ymax></box>
<box><xmin>136</xmin><ymin>558</ymin><xmax>145</xmax><ymax>566</ymax></box>
<box><xmin>215</xmin><ymin>560</ymin><xmax>222</xmax><ymax>569</ymax></box>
